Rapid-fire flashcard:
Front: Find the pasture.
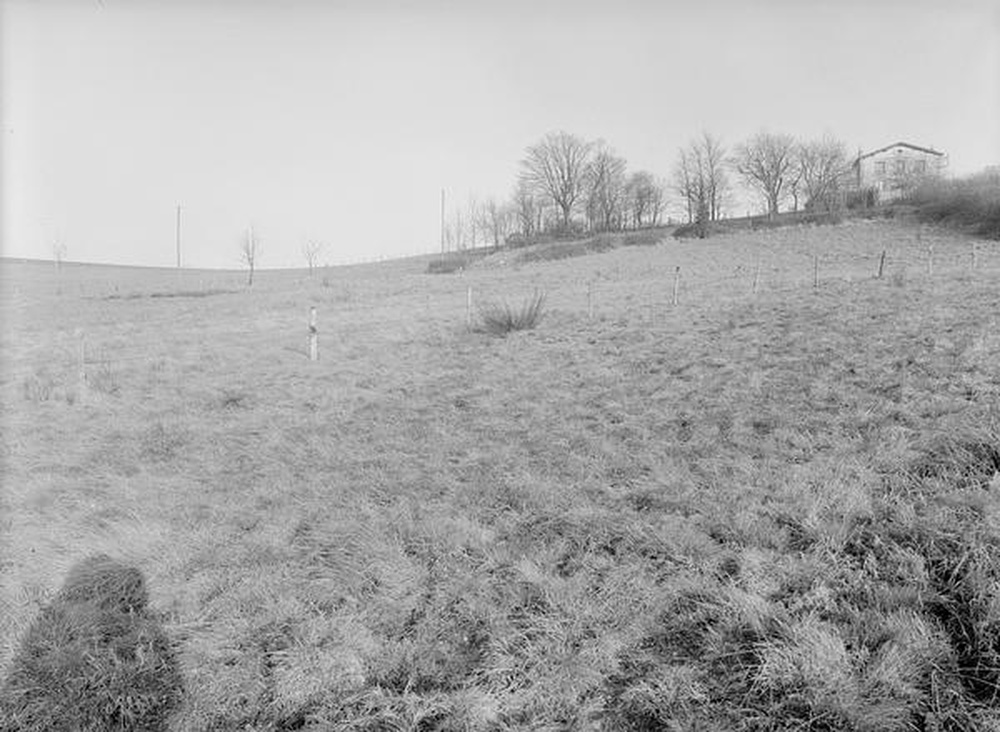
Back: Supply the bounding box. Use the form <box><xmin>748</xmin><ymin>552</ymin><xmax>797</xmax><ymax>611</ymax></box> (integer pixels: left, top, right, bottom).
<box><xmin>2</xmin><ymin>219</ymin><xmax>1000</xmax><ymax>730</ymax></box>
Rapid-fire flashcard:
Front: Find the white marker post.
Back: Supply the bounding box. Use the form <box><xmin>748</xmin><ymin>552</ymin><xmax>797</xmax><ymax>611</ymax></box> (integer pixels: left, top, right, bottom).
<box><xmin>308</xmin><ymin>307</ymin><xmax>318</xmax><ymax>361</ymax></box>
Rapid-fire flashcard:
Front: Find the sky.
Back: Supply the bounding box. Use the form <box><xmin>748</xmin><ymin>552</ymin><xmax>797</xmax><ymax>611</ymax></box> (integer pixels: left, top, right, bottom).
<box><xmin>2</xmin><ymin>0</ymin><xmax>998</xmax><ymax>269</ymax></box>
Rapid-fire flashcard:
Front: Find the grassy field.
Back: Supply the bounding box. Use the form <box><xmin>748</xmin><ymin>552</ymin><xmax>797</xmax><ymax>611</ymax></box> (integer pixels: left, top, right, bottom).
<box><xmin>2</xmin><ymin>219</ymin><xmax>1000</xmax><ymax>730</ymax></box>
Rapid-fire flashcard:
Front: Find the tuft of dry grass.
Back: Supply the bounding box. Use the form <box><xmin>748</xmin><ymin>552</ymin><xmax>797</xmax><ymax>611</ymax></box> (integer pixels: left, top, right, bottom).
<box><xmin>476</xmin><ymin>290</ymin><xmax>546</xmax><ymax>335</ymax></box>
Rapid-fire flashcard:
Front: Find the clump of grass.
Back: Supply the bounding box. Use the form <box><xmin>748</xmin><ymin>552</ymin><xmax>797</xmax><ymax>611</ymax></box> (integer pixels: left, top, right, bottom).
<box><xmin>21</xmin><ymin>369</ymin><xmax>57</xmax><ymax>403</ymax></box>
<box><xmin>476</xmin><ymin>290</ymin><xmax>546</xmax><ymax>336</ymax></box>
<box><xmin>0</xmin><ymin>554</ymin><xmax>183</xmax><ymax>732</ymax></box>
<box><xmin>88</xmin><ymin>356</ymin><xmax>120</xmax><ymax>396</ymax></box>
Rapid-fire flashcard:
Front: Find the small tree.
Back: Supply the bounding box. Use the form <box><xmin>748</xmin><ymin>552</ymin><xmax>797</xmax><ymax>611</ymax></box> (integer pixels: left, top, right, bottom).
<box><xmin>53</xmin><ymin>240</ymin><xmax>67</xmax><ymax>271</ymax></box>
<box><xmin>241</xmin><ymin>226</ymin><xmax>260</xmax><ymax>286</ymax></box>
<box><xmin>798</xmin><ymin>136</ymin><xmax>849</xmax><ymax>211</ymax></box>
<box><xmin>481</xmin><ymin>197</ymin><xmax>513</xmax><ymax>248</ymax></box>
<box><xmin>302</xmin><ymin>240</ymin><xmax>324</xmax><ymax>275</ymax></box>
<box><xmin>585</xmin><ymin>143</ymin><xmax>628</xmax><ymax>233</ymax></box>
<box><xmin>673</xmin><ymin>133</ymin><xmax>729</xmax><ymax>228</ymax></box>
<box><xmin>732</xmin><ymin>130</ymin><xmax>797</xmax><ymax>219</ymax></box>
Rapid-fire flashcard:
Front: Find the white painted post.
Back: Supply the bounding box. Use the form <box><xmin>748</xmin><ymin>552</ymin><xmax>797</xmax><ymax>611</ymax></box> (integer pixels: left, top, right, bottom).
<box><xmin>926</xmin><ymin>244</ymin><xmax>934</xmax><ymax>277</ymax></box>
<box><xmin>672</xmin><ymin>266</ymin><xmax>680</xmax><ymax>306</ymax></box>
<box><xmin>466</xmin><ymin>286</ymin><xmax>473</xmax><ymax>329</ymax></box>
<box><xmin>813</xmin><ymin>254</ymin><xmax>819</xmax><ymax>289</ymax></box>
<box><xmin>587</xmin><ymin>280</ymin><xmax>594</xmax><ymax>320</ymax></box>
<box><xmin>752</xmin><ymin>262</ymin><xmax>760</xmax><ymax>295</ymax></box>
<box><xmin>971</xmin><ymin>242</ymin><xmax>978</xmax><ymax>273</ymax></box>
<box><xmin>308</xmin><ymin>307</ymin><xmax>318</xmax><ymax>361</ymax></box>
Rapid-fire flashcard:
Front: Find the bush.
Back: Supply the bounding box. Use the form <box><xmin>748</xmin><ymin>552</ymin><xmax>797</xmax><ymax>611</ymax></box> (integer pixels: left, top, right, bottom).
<box><xmin>0</xmin><ymin>555</ymin><xmax>182</xmax><ymax>732</ymax></box>
<box><xmin>477</xmin><ymin>290</ymin><xmax>546</xmax><ymax>336</ymax></box>
<box><xmin>427</xmin><ymin>254</ymin><xmax>474</xmax><ymax>274</ymax></box>
<box><xmin>908</xmin><ymin>177</ymin><xmax>1000</xmax><ymax>239</ymax></box>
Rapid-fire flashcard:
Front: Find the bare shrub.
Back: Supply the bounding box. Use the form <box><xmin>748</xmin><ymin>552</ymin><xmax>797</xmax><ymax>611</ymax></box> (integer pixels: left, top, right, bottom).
<box><xmin>477</xmin><ymin>290</ymin><xmax>546</xmax><ymax>336</ymax></box>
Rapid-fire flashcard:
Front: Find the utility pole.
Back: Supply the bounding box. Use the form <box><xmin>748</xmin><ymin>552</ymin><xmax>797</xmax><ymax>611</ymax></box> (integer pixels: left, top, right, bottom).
<box><xmin>440</xmin><ymin>188</ymin><xmax>445</xmax><ymax>256</ymax></box>
<box><xmin>175</xmin><ymin>204</ymin><xmax>182</xmax><ymax>268</ymax></box>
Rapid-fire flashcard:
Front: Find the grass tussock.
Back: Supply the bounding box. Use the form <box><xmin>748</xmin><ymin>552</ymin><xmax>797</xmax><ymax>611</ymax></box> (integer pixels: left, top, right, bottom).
<box><xmin>0</xmin><ymin>555</ymin><xmax>183</xmax><ymax>732</ymax></box>
<box><xmin>476</xmin><ymin>290</ymin><xmax>546</xmax><ymax>335</ymax></box>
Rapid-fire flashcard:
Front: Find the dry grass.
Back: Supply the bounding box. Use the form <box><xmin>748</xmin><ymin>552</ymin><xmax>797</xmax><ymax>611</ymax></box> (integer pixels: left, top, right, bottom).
<box><xmin>1</xmin><ymin>221</ymin><xmax>1000</xmax><ymax>729</ymax></box>
<box><xmin>476</xmin><ymin>290</ymin><xmax>546</xmax><ymax>335</ymax></box>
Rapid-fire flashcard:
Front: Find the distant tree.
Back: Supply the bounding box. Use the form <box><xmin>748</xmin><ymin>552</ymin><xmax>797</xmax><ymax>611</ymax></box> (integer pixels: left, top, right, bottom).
<box><xmin>53</xmin><ymin>240</ymin><xmax>67</xmax><ymax>270</ymax></box>
<box><xmin>797</xmin><ymin>135</ymin><xmax>849</xmax><ymax>211</ymax></box>
<box><xmin>673</xmin><ymin>133</ymin><xmax>729</xmax><ymax>232</ymax></box>
<box><xmin>240</xmin><ymin>226</ymin><xmax>260</xmax><ymax>286</ymax></box>
<box><xmin>520</xmin><ymin>131</ymin><xmax>594</xmax><ymax>231</ymax></box>
<box><xmin>512</xmin><ymin>179</ymin><xmax>543</xmax><ymax>239</ymax></box>
<box><xmin>732</xmin><ymin>130</ymin><xmax>797</xmax><ymax>219</ymax></box>
<box><xmin>585</xmin><ymin>143</ymin><xmax>628</xmax><ymax>232</ymax></box>
<box><xmin>625</xmin><ymin>171</ymin><xmax>665</xmax><ymax>228</ymax></box>
<box><xmin>481</xmin><ymin>197</ymin><xmax>514</xmax><ymax>248</ymax></box>
<box><xmin>302</xmin><ymin>240</ymin><xmax>324</xmax><ymax>275</ymax></box>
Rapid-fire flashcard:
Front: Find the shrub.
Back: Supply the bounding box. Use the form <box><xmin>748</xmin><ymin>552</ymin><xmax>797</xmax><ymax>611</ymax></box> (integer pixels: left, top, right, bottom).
<box><xmin>0</xmin><ymin>555</ymin><xmax>182</xmax><ymax>732</ymax></box>
<box><xmin>477</xmin><ymin>291</ymin><xmax>546</xmax><ymax>336</ymax></box>
<box><xmin>908</xmin><ymin>177</ymin><xmax>1000</xmax><ymax>239</ymax></box>
<box><xmin>427</xmin><ymin>255</ymin><xmax>473</xmax><ymax>274</ymax></box>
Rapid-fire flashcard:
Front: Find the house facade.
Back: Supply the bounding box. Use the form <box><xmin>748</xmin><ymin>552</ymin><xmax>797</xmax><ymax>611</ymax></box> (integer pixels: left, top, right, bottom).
<box><xmin>852</xmin><ymin>142</ymin><xmax>947</xmax><ymax>202</ymax></box>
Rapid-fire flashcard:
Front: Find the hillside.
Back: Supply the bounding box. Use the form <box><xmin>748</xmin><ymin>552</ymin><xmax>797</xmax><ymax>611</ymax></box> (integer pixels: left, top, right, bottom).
<box><xmin>2</xmin><ymin>219</ymin><xmax>1000</xmax><ymax>730</ymax></box>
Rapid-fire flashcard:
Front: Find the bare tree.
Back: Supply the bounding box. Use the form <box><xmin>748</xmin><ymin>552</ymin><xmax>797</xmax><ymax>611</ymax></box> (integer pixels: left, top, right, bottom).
<box><xmin>240</xmin><ymin>226</ymin><xmax>260</xmax><ymax>286</ymax></box>
<box><xmin>302</xmin><ymin>240</ymin><xmax>324</xmax><ymax>275</ymax></box>
<box><xmin>585</xmin><ymin>143</ymin><xmax>628</xmax><ymax>232</ymax></box>
<box><xmin>520</xmin><ymin>131</ymin><xmax>594</xmax><ymax>231</ymax></box>
<box><xmin>698</xmin><ymin>132</ymin><xmax>728</xmax><ymax>223</ymax></box>
<box><xmin>673</xmin><ymin>133</ymin><xmax>728</xmax><ymax>229</ymax></box>
<box><xmin>732</xmin><ymin>130</ymin><xmax>798</xmax><ymax>219</ymax></box>
<box><xmin>798</xmin><ymin>135</ymin><xmax>849</xmax><ymax>211</ymax></box>
<box><xmin>512</xmin><ymin>179</ymin><xmax>542</xmax><ymax>239</ymax></box>
<box><xmin>625</xmin><ymin>171</ymin><xmax>666</xmax><ymax>229</ymax></box>
<box><xmin>53</xmin><ymin>240</ymin><xmax>67</xmax><ymax>270</ymax></box>
<box><xmin>481</xmin><ymin>197</ymin><xmax>514</xmax><ymax>248</ymax></box>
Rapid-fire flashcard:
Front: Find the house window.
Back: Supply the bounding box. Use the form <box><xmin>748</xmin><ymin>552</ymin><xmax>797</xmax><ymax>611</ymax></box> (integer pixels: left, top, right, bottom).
<box><xmin>876</xmin><ymin>161</ymin><xmax>887</xmax><ymax>175</ymax></box>
<box><xmin>895</xmin><ymin>160</ymin><xmax>906</xmax><ymax>174</ymax></box>
<box><xmin>914</xmin><ymin>160</ymin><xmax>927</xmax><ymax>174</ymax></box>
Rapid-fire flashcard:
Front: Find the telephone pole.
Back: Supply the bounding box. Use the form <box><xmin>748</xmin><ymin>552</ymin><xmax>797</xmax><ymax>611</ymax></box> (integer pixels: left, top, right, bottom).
<box><xmin>440</xmin><ymin>188</ymin><xmax>445</xmax><ymax>256</ymax></box>
<box><xmin>175</xmin><ymin>204</ymin><xmax>182</xmax><ymax>268</ymax></box>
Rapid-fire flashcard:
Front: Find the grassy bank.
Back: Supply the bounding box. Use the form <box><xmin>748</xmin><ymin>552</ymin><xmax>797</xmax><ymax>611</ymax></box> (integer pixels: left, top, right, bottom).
<box><xmin>2</xmin><ymin>220</ymin><xmax>1000</xmax><ymax>729</ymax></box>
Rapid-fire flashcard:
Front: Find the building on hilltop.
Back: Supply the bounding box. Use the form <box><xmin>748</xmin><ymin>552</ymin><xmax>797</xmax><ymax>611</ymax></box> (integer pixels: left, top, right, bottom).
<box><xmin>850</xmin><ymin>142</ymin><xmax>947</xmax><ymax>203</ymax></box>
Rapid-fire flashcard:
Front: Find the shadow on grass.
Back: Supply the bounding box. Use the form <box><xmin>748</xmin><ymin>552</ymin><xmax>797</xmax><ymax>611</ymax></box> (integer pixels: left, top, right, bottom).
<box><xmin>0</xmin><ymin>555</ymin><xmax>183</xmax><ymax>732</ymax></box>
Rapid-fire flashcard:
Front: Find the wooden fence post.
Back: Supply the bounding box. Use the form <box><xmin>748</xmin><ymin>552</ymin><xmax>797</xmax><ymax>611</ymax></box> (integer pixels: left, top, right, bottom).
<box><xmin>587</xmin><ymin>280</ymin><xmax>594</xmax><ymax>320</ymax></box>
<box><xmin>971</xmin><ymin>242</ymin><xmax>978</xmax><ymax>273</ymax></box>
<box><xmin>466</xmin><ymin>286</ymin><xmax>473</xmax><ymax>329</ymax></box>
<box><xmin>75</xmin><ymin>328</ymin><xmax>87</xmax><ymax>403</ymax></box>
<box><xmin>672</xmin><ymin>266</ymin><xmax>681</xmax><ymax>306</ymax></box>
<box><xmin>926</xmin><ymin>244</ymin><xmax>934</xmax><ymax>277</ymax></box>
<box><xmin>813</xmin><ymin>254</ymin><xmax>819</xmax><ymax>289</ymax></box>
<box><xmin>877</xmin><ymin>250</ymin><xmax>886</xmax><ymax>279</ymax></box>
<box><xmin>752</xmin><ymin>262</ymin><xmax>760</xmax><ymax>295</ymax></box>
<box><xmin>308</xmin><ymin>307</ymin><xmax>318</xmax><ymax>361</ymax></box>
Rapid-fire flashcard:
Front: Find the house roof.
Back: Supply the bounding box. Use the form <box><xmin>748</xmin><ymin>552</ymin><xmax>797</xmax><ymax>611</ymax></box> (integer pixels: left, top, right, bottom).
<box><xmin>858</xmin><ymin>142</ymin><xmax>944</xmax><ymax>160</ymax></box>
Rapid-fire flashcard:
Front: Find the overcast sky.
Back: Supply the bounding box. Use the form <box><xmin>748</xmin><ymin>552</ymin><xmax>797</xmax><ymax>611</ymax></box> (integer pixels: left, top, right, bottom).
<box><xmin>2</xmin><ymin>0</ymin><xmax>998</xmax><ymax>269</ymax></box>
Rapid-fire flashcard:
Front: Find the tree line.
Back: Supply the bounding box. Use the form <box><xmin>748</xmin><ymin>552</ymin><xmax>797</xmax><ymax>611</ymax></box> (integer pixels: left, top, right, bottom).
<box><xmin>443</xmin><ymin>128</ymin><xmax>852</xmax><ymax>250</ymax></box>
